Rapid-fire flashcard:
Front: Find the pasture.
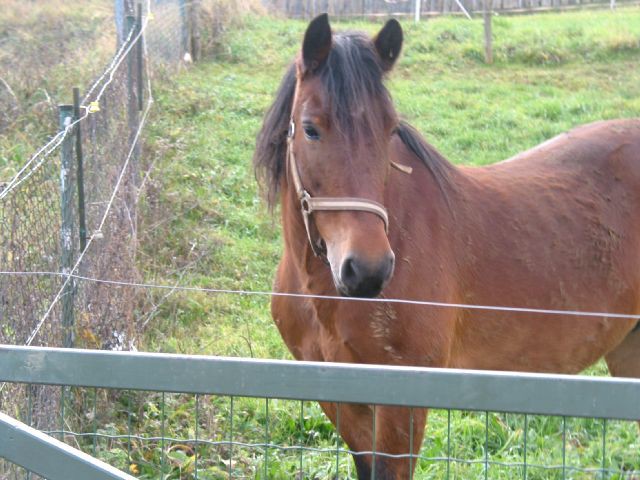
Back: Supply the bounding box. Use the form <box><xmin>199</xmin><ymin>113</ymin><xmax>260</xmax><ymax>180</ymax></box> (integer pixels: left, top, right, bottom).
<box><xmin>128</xmin><ymin>8</ymin><xmax>640</xmax><ymax>478</ymax></box>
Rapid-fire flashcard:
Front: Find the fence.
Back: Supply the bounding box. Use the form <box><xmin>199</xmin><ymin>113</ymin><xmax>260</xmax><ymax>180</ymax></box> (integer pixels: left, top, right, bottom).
<box><xmin>264</xmin><ymin>0</ymin><xmax>634</xmax><ymax>19</ymax></box>
<box><xmin>0</xmin><ymin>0</ymin><xmax>199</xmax><ymax>475</ymax></box>
<box><xmin>1</xmin><ymin>346</ymin><xmax>639</xmax><ymax>479</ymax></box>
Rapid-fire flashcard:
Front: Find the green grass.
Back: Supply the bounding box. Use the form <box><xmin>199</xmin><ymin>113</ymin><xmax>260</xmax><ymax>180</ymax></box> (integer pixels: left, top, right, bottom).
<box><xmin>124</xmin><ymin>8</ymin><xmax>640</xmax><ymax>479</ymax></box>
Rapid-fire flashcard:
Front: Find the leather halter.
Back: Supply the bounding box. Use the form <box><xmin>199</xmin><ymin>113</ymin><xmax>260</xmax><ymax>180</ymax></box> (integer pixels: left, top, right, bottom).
<box><xmin>287</xmin><ymin>120</ymin><xmax>389</xmax><ymax>257</ymax></box>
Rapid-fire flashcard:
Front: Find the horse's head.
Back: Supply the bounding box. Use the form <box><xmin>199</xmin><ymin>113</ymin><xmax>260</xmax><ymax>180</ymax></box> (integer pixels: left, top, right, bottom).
<box><xmin>256</xmin><ymin>14</ymin><xmax>403</xmax><ymax>298</ymax></box>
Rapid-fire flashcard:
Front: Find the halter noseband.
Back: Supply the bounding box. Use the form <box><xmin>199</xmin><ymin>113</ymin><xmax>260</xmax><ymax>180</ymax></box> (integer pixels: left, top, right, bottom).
<box><xmin>286</xmin><ymin>120</ymin><xmax>389</xmax><ymax>258</ymax></box>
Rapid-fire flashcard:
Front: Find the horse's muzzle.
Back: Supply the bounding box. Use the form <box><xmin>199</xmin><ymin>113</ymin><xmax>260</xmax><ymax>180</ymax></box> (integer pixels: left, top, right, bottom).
<box><xmin>337</xmin><ymin>252</ymin><xmax>395</xmax><ymax>298</ymax></box>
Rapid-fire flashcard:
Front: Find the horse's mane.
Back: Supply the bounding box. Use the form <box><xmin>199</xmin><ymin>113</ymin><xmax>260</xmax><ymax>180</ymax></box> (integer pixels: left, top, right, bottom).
<box><xmin>253</xmin><ymin>32</ymin><xmax>453</xmax><ymax>209</ymax></box>
<box><xmin>394</xmin><ymin>120</ymin><xmax>455</xmax><ymax>200</ymax></box>
<box><xmin>254</xmin><ymin>62</ymin><xmax>296</xmax><ymax>209</ymax></box>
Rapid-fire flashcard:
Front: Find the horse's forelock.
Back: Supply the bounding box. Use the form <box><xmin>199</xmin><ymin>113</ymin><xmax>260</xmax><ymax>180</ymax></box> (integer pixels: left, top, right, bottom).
<box><xmin>322</xmin><ymin>33</ymin><xmax>395</xmax><ymax>148</ymax></box>
<box><xmin>254</xmin><ymin>32</ymin><xmax>395</xmax><ymax>210</ymax></box>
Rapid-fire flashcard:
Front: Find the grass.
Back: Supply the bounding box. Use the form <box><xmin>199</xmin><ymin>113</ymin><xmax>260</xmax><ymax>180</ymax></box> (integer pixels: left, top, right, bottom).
<box><xmin>126</xmin><ymin>7</ymin><xmax>640</xmax><ymax>479</ymax></box>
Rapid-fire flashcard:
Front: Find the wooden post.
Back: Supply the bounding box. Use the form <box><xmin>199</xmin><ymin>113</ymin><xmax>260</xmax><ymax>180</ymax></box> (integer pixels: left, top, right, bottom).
<box><xmin>72</xmin><ymin>88</ymin><xmax>87</xmax><ymax>253</ymax></box>
<box><xmin>58</xmin><ymin>104</ymin><xmax>75</xmax><ymax>349</ymax></box>
<box><xmin>483</xmin><ymin>0</ymin><xmax>493</xmax><ymax>64</ymax></box>
<box><xmin>191</xmin><ymin>0</ymin><xmax>202</xmax><ymax>62</ymax></box>
<box><xmin>179</xmin><ymin>0</ymin><xmax>190</xmax><ymax>60</ymax></box>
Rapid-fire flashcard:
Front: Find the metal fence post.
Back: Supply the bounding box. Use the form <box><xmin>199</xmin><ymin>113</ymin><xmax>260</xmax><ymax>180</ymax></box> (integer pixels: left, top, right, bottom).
<box><xmin>414</xmin><ymin>0</ymin><xmax>421</xmax><ymax>22</ymax></box>
<box><xmin>126</xmin><ymin>13</ymin><xmax>139</xmax><ymax>148</ymax></box>
<box><xmin>58</xmin><ymin>105</ymin><xmax>75</xmax><ymax>348</ymax></box>
<box><xmin>72</xmin><ymin>88</ymin><xmax>87</xmax><ymax>253</ymax></box>
<box><xmin>115</xmin><ymin>0</ymin><xmax>126</xmax><ymax>47</ymax></box>
<box><xmin>136</xmin><ymin>3</ymin><xmax>144</xmax><ymax>111</ymax></box>
<box><xmin>126</xmin><ymin>12</ymin><xmax>141</xmax><ymax>217</ymax></box>
<box><xmin>126</xmin><ymin>13</ymin><xmax>136</xmax><ymax>111</ymax></box>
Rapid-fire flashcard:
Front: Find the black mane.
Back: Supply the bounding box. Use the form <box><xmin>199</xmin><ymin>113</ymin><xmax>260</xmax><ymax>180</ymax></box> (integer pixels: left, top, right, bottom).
<box><xmin>394</xmin><ymin>120</ymin><xmax>455</xmax><ymax>202</ymax></box>
<box><xmin>253</xmin><ymin>31</ymin><xmax>453</xmax><ymax>209</ymax></box>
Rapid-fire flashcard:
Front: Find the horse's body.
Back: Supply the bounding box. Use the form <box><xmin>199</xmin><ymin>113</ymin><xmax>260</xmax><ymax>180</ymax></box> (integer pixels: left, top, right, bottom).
<box><xmin>255</xmin><ymin>14</ymin><xmax>640</xmax><ymax>479</ymax></box>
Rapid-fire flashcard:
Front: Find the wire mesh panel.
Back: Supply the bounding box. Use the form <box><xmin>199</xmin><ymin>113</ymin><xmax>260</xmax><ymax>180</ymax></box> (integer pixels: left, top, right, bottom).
<box><xmin>1</xmin><ymin>347</ymin><xmax>639</xmax><ymax>479</ymax></box>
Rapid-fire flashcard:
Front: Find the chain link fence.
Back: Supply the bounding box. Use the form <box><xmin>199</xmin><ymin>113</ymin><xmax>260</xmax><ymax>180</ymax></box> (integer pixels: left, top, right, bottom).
<box><xmin>0</xmin><ymin>1</ymin><xmax>201</xmax><ymax>477</ymax></box>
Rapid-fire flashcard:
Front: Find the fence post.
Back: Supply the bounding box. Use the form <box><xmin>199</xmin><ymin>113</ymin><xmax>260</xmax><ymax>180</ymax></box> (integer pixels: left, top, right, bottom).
<box><xmin>136</xmin><ymin>3</ymin><xmax>144</xmax><ymax>111</ymax></box>
<box><xmin>414</xmin><ymin>0</ymin><xmax>421</xmax><ymax>22</ymax></box>
<box><xmin>115</xmin><ymin>0</ymin><xmax>125</xmax><ymax>46</ymax></box>
<box><xmin>483</xmin><ymin>0</ymin><xmax>493</xmax><ymax>64</ymax></box>
<box><xmin>126</xmin><ymin>12</ymin><xmax>141</xmax><ymax>198</ymax></box>
<box><xmin>126</xmin><ymin>13</ymin><xmax>136</xmax><ymax>105</ymax></box>
<box><xmin>190</xmin><ymin>0</ymin><xmax>202</xmax><ymax>62</ymax></box>
<box><xmin>58</xmin><ymin>104</ymin><xmax>75</xmax><ymax>349</ymax></box>
<box><xmin>179</xmin><ymin>0</ymin><xmax>190</xmax><ymax>61</ymax></box>
<box><xmin>72</xmin><ymin>88</ymin><xmax>87</xmax><ymax>253</ymax></box>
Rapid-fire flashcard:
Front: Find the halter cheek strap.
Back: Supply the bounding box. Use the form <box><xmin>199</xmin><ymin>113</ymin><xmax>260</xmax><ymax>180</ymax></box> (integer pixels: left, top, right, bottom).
<box><xmin>286</xmin><ymin>120</ymin><xmax>390</xmax><ymax>258</ymax></box>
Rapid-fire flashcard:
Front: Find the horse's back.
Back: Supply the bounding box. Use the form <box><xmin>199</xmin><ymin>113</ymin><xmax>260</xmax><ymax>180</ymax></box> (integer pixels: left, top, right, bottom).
<box><xmin>497</xmin><ymin>119</ymin><xmax>640</xmax><ymax>173</ymax></box>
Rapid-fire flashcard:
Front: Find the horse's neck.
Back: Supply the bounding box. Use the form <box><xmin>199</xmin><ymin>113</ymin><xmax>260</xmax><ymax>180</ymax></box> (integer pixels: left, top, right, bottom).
<box><xmin>386</xmin><ymin>136</ymin><xmax>473</xmax><ymax>290</ymax></box>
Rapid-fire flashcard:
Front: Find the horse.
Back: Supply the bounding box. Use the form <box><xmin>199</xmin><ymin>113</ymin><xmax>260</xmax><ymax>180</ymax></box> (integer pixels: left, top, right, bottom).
<box><xmin>253</xmin><ymin>13</ymin><xmax>640</xmax><ymax>479</ymax></box>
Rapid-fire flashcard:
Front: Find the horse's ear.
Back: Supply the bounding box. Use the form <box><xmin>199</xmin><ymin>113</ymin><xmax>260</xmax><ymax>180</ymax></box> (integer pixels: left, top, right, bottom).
<box><xmin>302</xmin><ymin>13</ymin><xmax>332</xmax><ymax>75</ymax></box>
<box><xmin>374</xmin><ymin>19</ymin><xmax>403</xmax><ymax>71</ymax></box>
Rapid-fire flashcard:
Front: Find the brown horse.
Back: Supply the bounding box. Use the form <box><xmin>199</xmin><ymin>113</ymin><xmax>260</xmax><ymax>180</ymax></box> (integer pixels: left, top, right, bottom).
<box><xmin>254</xmin><ymin>13</ymin><xmax>640</xmax><ymax>479</ymax></box>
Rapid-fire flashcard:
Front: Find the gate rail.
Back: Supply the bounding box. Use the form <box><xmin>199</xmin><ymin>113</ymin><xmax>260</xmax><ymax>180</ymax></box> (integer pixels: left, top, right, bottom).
<box><xmin>2</xmin><ymin>346</ymin><xmax>640</xmax><ymax>418</ymax></box>
<box><xmin>0</xmin><ymin>411</ymin><xmax>136</xmax><ymax>480</ymax></box>
<box><xmin>1</xmin><ymin>345</ymin><xmax>640</xmax><ymax>478</ymax></box>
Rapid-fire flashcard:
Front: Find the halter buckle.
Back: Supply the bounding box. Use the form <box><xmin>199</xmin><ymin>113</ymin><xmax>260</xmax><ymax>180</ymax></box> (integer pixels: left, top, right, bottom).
<box><xmin>300</xmin><ymin>191</ymin><xmax>312</xmax><ymax>213</ymax></box>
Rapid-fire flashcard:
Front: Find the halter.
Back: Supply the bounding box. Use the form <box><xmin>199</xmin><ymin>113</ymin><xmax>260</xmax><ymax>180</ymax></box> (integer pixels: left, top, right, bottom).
<box><xmin>286</xmin><ymin>120</ymin><xmax>390</xmax><ymax>257</ymax></box>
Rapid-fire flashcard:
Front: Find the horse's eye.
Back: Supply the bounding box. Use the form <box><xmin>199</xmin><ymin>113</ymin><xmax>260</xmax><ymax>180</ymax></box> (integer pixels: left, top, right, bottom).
<box><xmin>303</xmin><ymin>124</ymin><xmax>320</xmax><ymax>141</ymax></box>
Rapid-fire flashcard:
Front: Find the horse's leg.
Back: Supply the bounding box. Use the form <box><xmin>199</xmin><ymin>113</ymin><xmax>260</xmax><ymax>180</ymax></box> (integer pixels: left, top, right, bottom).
<box><xmin>605</xmin><ymin>324</ymin><xmax>640</xmax><ymax>379</ymax></box>
<box><xmin>372</xmin><ymin>406</ymin><xmax>427</xmax><ymax>479</ymax></box>
<box><xmin>319</xmin><ymin>402</ymin><xmax>374</xmax><ymax>479</ymax></box>
<box><xmin>320</xmin><ymin>402</ymin><xmax>427</xmax><ymax>479</ymax></box>
<box><xmin>605</xmin><ymin>324</ymin><xmax>640</xmax><ymax>428</ymax></box>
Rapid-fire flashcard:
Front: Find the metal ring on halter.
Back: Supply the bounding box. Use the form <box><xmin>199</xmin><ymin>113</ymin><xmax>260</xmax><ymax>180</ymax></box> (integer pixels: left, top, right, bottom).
<box><xmin>300</xmin><ymin>192</ymin><xmax>312</xmax><ymax>214</ymax></box>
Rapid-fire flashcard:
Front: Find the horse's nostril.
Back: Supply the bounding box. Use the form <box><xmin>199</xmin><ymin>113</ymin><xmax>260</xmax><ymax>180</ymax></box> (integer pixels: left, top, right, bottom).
<box><xmin>341</xmin><ymin>257</ymin><xmax>358</xmax><ymax>282</ymax></box>
<box><xmin>339</xmin><ymin>254</ymin><xmax>393</xmax><ymax>298</ymax></box>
